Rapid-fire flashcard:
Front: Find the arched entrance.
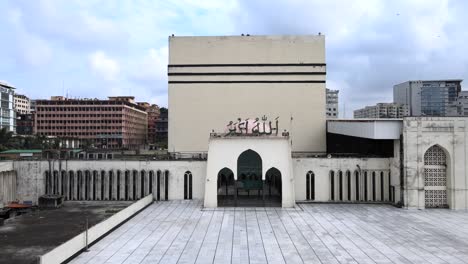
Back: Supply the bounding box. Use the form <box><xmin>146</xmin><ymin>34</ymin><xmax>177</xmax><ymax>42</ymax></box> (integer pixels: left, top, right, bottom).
<box><xmin>236</xmin><ymin>149</ymin><xmax>263</xmax><ymax>206</ymax></box>
<box><xmin>217</xmin><ymin>167</ymin><xmax>235</xmax><ymax>207</ymax></box>
<box><xmin>424</xmin><ymin>145</ymin><xmax>448</xmax><ymax>208</ymax></box>
<box><xmin>265</xmin><ymin>167</ymin><xmax>282</xmax><ymax>206</ymax></box>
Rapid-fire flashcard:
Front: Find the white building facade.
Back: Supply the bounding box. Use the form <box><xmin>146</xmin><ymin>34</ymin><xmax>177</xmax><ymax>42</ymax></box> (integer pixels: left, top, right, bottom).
<box><xmin>0</xmin><ymin>81</ymin><xmax>16</xmax><ymax>132</ymax></box>
<box><xmin>13</xmin><ymin>94</ymin><xmax>31</xmax><ymax>115</ymax></box>
<box><xmin>326</xmin><ymin>88</ymin><xmax>339</xmax><ymax>118</ymax></box>
<box><xmin>354</xmin><ymin>103</ymin><xmax>408</xmax><ymax>118</ymax></box>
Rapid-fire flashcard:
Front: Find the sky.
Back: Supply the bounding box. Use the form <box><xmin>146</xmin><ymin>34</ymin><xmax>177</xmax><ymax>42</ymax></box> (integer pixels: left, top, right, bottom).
<box><xmin>1</xmin><ymin>0</ymin><xmax>468</xmax><ymax>117</ymax></box>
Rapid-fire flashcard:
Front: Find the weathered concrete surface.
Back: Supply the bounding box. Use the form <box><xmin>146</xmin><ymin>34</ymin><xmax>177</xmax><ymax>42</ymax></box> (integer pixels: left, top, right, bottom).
<box><xmin>0</xmin><ymin>201</ymin><xmax>132</xmax><ymax>264</ymax></box>
<box><xmin>72</xmin><ymin>201</ymin><xmax>468</xmax><ymax>264</ymax></box>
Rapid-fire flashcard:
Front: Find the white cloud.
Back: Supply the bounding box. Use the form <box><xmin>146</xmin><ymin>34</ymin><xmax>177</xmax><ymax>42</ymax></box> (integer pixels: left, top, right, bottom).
<box><xmin>89</xmin><ymin>51</ymin><xmax>120</xmax><ymax>81</ymax></box>
<box><xmin>130</xmin><ymin>47</ymin><xmax>168</xmax><ymax>83</ymax></box>
<box><xmin>6</xmin><ymin>7</ymin><xmax>53</xmax><ymax>67</ymax></box>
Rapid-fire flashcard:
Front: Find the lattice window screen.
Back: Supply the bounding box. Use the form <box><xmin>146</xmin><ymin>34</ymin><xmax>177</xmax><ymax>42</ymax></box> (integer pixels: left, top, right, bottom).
<box><xmin>424</xmin><ymin>145</ymin><xmax>448</xmax><ymax>208</ymax></box>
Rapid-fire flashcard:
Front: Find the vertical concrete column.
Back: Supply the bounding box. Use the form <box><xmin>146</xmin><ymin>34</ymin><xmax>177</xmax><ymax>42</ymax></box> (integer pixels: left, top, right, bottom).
<box><xmin>135</xmin><ymin>172</ymin><xmax>140</xmax><ymax>200</ymax></box>
<box><xmin>96</xmin><ymin>171</ymin><xmax>102</xmax><ymax>201</ymax></box>
<box><xmin>73</xmin><ymin>172</ymin><xmax>78</xmax><ymax>200</ymax></box>
<box><xmin>120</xmin><ymin>172</ymin><xmax>126</xmax><ymax>200</ymax></box>
<box><xmin>384</xmin><ymin>171</ymin><xmax>390</xmax><ymax>201</ymax></box>
<box><xmin>103</xmin><ymin>171</ymin><xmax>109</xmax><ymax>200</ymax></box>
<box><xmin>56</xmin><ymin>171</ymin><xmax>61</xmax><ymax>196</ymax></box>
<box><xmin>375</xmin><ymin>172</ymin><xmax>381</xmax><ymax>201</ymax></box>
<box><xmin>144</xmin><ymin>172</ymin><xmax>149</xmax><ymax>197</ymax></box>
<box><xmin>89</xmin><ymin>172</ymin><xmax>94</xmax><ymax>200</ymax></box>
<box><xmin>0</xmin><ymin>172</ymin><xmax>4</xmax><ymax>204</ymax></box>
<box><xmin>62</xmin><ymin>171</ymin><xmax>67</xmax><ymax>199</ymax></box>
<box><xmin>81</xmin><ymin>172</ymin><xmax>86</xmax><ymax>200</ymax></box>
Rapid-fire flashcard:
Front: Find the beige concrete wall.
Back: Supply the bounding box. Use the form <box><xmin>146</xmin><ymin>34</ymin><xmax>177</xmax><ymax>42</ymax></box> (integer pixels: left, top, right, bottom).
<box><xmin>169</xmin><ymin>35</ymin><xmax>325</xmax><ymax>64</ymax></box>
<box><xmin>168</xmin><ymin>35</ymin><xmax>326</xmax><ymax>153</ymax></box>
<box><xmin>293</xmin><ymin>157</ymin><xmax>393</xmax><ymax>202</ymax></box>
<box><xmin>169</xmin><ymin>83</ymin><xmax>326</xmax><ymax>153</ymax></box>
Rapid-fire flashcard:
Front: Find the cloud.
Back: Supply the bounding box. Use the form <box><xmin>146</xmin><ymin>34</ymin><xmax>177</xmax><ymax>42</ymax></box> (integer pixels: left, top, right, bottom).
<box><xmin>89</xmin><ymin>51</ymin><xmax>120</xmax><ymax>81</ymax></box>
<box><xmin>5</xmin><ymin>7</ymin><xmax>53</xmax><ymax>67</ymax></box>
<box><xmin>2</xmin><ymin>0</ymin><xmax>468</xmax><ymax>113</ymax></box>
<box><xmin>233</xmin><ymin>0</ymin><xmax>467</xmax><ymax>117</ymax></box>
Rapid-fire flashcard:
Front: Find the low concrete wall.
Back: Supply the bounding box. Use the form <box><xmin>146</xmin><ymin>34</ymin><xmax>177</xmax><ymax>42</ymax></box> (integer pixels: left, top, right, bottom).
<box><xmin>39</xmin><ymin>194</ymin><xmax>153</xmax><ymax>264</ymax></box>
<box><xmin>0</xmin><ymin>170</ymin><xmax>16</xmax><ymax>208</ymax></box>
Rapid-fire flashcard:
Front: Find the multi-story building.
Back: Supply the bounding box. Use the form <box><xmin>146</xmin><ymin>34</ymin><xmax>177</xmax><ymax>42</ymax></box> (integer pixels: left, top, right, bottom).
<box><xmin>326</xmin><ymin>88</ymin><xmax>339</xmax><ymax>118</ymax></box>
<box><xmin>138</xmin><ymin>102</ymin><xmax>160</xmax><ymax>144</ymax></box>
<box><xmin>14</xmin><ymin>94</ymin><xmax>31</xmax><ymax>114</ymax></box>
<box><xmin>0</xmin><ymin>81</ymin><xmax>16</xmax><ymax>132</ymax></box>
<box><xmin>447</xmin><ymin>91</ymin><xmax>468</xmax><ymax>116</ymax></box>
<box><xmin>354</xmin><ymin>103</ymin><xmax>408</xmax><ymax>119</ymax></box>
<box><xmin>394</xmin><ymin>80</ymin><xmax>462</xmax><ymax>116</ymax></box>
<box><xmin>16</xmin><ymin>113</ymin><xmax>34</xmax><ymax>135</ymax></box>
<box><xmin>156</xmin><ymin>107</ymin><xmax>168</xmax><ymax>146</ymax></box>
<box><xmin>34</xmin><ymin>96</ymin><xmax>148</xmax><ymax>149</ymax></box>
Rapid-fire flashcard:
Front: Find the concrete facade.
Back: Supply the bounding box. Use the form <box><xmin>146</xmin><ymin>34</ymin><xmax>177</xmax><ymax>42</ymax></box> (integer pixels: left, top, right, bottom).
<box><xmin>0</xmin><ymin>169</ymin><xmax>16</xmax><ymax>208</ymax></box>
<box><xmin>402</xmin><ymin>117</ymin><xmax>468</xmax><ymax>209</ymax></box>
<box><xmin>168</xmin><ymin>35</ymin><xmax>326</xmax><ymax>154</ymax></box>
<box><xmin>326</xmin><ymin>88</ymin><xmax>339</xmax><ymax>119</ymax></box>
<box><xmin>34</xmin><ymin>96</ymin><xmax>148</xmax><ymax>149</ymax></box>
<box><xmin>11</xmin><ymin>155</ymin><xmax>397</xmax><ymax>208</ymax></box>
<box><xmin>13</xmin><ymin>94</ymin><xmax>31</xmax><ymax>115</ymax></box>
<box><xmin>354</xmin><ymin>103</ymin><xmax>408</xmax><ymax>119</ymax></box>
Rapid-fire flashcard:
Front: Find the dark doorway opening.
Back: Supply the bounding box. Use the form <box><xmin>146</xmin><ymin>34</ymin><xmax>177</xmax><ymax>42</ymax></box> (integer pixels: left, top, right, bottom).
<box><xmin>217</xmin><ymin>149</ymin><xmax>282</xmax><ymax>207</ymax></box>
<box><xmin>217</xmin><ymin>167</ymin><xmax>235</xmax><ymax>207</ymax></box>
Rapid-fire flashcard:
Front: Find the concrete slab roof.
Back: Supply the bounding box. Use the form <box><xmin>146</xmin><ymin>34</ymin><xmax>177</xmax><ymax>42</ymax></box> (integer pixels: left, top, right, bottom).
<box><xmin>327</xmin><ymin>119</ymin><xmax>403</xmax><ymax>140</ymax></box>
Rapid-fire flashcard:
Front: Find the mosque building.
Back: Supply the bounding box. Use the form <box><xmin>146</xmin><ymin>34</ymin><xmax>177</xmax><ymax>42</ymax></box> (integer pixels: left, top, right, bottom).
<box><xmin>9</xmin><ymin>35</ymin><xmax>468</xmax><ymax>210</ymax></box>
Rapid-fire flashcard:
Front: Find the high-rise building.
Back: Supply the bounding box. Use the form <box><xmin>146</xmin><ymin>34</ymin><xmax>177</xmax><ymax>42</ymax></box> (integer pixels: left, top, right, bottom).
<box><xmin>354</xmin><ymin>103</ymin><xmax>408</xmax><ymax>119</ymax></box>
<box><xmin>393</xmin><ymin>80</ymin><xmax>462</xmax><ymax>116</ymax></box>
<box><xmin>446</xmin><ymin>91</ymin><xmax>468</xmax><ymax>116</ymax></box>
<box><xmin>326</xmin><ymin>89</ymin><xmax>339</xmax><ymax>118</ymax></box>
<box><xmin>34</xmin><ymin>96</ymin><xmax>148</xmax><ymax>149</ymax></box>
<box><xmin>14</xmin><ymin>94</ymin><xmax>31</xmax><ymax>114</ymax></box>
<box><xmin>0</xmin><ymin>81</ymin><xmax>16</xmax><ymax>132</ymax></box>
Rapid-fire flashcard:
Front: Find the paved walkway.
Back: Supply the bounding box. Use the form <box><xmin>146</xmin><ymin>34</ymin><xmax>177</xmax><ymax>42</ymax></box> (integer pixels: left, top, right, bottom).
<box><xmin>71</xmin><ymin>201</ymin><xmax>468</xmax><ymax>264</ymax></box>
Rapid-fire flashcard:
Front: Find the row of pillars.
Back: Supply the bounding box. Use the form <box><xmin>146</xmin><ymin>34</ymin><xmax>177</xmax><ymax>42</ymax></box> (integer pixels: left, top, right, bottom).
<box><xmin>330</xmin><ymin>170</ymin><xmax>392</xmax><ymax>202</ymax></box>
<box><xmin>44</xmin><ymin>170</ymin><xmax>169</xmax><ymax>201</ymax></box>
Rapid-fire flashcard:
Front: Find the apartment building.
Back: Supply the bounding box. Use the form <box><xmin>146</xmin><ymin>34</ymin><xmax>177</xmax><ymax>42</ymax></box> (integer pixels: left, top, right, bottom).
<box><xmin>354</xmin><ymin>103</ymin><xmax>408</xmax><ymax>118</ymax></box>
<box><xmin>34</xmin><ymin>96</ymin><xmax>148</xmax><ymax>149</ymax></box>
<box><xmin>14</xmin><ymin>94</ymin><xmax>31</xmax><ymax>114</ymax></box>
<box><xmin>0</xmin><ymin>81</ymin><xmax>15</xmax><ymax>132</ymax></box>
<box><xmin>138</xmin><ymin>102</ymin><xmax>161</xmax><ymax>144</ymax></box>
<box><xmin>326</xmin><ymin>89</ymin><xmax>339</xmax><ymax>118</ymax></box>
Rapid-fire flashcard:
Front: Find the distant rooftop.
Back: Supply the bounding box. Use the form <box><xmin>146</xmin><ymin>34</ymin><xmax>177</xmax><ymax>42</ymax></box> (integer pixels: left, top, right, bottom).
<box><xmin>0</xmin><ymin>81</ymin><xmax>15</xmax><ymax>89</ymax></box>
<box><xmin>0</xmin><ymin>149</ymin><xmax>42</xmax><ymax>154</ymax></box>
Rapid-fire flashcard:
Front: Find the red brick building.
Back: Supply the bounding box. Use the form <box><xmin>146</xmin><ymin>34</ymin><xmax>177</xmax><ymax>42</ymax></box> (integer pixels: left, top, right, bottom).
<box><xmin>34</xmin><ymin>96</ymin><xmax>147</xmax><ymax>149</ymax></box>
<box><xmin>137</xmin><ymin>102</ymin><xmax>160</xmax><ymax>144</ymax></box>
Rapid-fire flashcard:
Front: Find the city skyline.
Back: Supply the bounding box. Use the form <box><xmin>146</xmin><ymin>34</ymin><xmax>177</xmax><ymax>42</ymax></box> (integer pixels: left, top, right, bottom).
<box><xmin>1</xmin><ymin>0</ymin><xmax>468</xmax><ymax>116</ymax></box>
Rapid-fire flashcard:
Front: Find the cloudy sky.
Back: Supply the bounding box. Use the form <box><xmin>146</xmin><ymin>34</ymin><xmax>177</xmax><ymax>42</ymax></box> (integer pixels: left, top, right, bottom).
<box><xmin>1</xmin><ymin>0</ymin><xmax>467</xmax><ymax>116</ymax></box>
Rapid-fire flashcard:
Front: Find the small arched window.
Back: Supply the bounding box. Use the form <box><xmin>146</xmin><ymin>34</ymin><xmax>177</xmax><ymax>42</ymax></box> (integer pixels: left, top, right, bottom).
<box><xmin>306</xmin><ymin>171</ymin><xmax>315</xmax><ymax>200</ymax></box>
<box><xmin>184</xmin><ymin>171</ymin><xmax>193</xmax><ymax>200</ymax></box>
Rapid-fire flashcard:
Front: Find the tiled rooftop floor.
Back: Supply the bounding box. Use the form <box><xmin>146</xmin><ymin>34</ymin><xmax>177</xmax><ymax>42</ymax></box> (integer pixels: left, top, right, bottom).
<box><xmin>71</xmin><ymin>201</ymin><xmax>468</xmax><ymax>264</ymax></box>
